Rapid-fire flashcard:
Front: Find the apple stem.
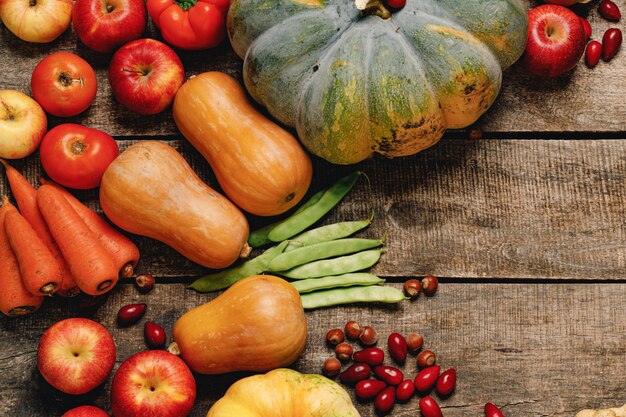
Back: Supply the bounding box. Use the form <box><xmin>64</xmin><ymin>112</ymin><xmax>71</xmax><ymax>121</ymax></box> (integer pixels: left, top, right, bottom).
<box><xmin>29</xmin><ymin>0</ymin><xmax>36</xmax><ymax>6</ymax></box>
<box><xmin>122</xmin><ymin>68</ymin><xmax>150</xmax><ymax>76</ymax></box>
<box><xmin>0</xmin><ymin>100</ymin><xmax>15</xmax><ymax>121</ymax></box>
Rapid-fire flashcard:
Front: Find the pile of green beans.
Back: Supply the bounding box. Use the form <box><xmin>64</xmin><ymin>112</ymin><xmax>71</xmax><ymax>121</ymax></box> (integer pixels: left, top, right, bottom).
<box><xmin>188</xmin><ymin>171</ymin><xmax>408</xmax><ymax>309</ymax></box>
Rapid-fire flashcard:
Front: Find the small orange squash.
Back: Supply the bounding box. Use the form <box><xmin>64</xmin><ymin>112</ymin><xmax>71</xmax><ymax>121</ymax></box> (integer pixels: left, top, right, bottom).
<box><xmin>99</xmin><ymin>141</ymin><xmax>249</xmax><ymax>269</ymax></box>
<box><xmin>173</xmin><ymin>71</ymin><xmax>313</xmax><ymax>217</ymax></box>
<box><xmin>171</xmin><ymin>275</ymin><xmax>307</xmax><ymax>374</ymax></box>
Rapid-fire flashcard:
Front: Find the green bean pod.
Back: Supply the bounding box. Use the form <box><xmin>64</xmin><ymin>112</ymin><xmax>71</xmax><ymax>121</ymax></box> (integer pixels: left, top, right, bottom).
<box><xmin>267</xmin><ymin>171</ymin><xmax>361</xmax><ymax>243</ymax></box>
<box><xmin>291</xmin><ymin>273</ymin><xmax>385</xmax><ymax>294</ymax></box>
<box><xmin>300</xmin><ymin>285</ymin><xmax>407</xmax><ymax>309</ymax></box>
<box><xmin>279</xmin><ymin>249</ymin><xmax>383</xmax><ymax>279</ymax></box>
<box><xmin>188</xmin><ymin>241</ymin><xmax>289</xmax><ymax>292</ymax></box>
<box><xmin>267</xmin><ymin>238</ymin><xmax>382</xmax><ymax>272</ymax></box>
<box><xmin>284</xmin><ymin>219</ymin><xmax>371</xmax><ymax>251</ymax></box>
<box><xmin>247</xmin><ymin>188</ymin><xmax>326</xmax><ymax>247</ymax></box>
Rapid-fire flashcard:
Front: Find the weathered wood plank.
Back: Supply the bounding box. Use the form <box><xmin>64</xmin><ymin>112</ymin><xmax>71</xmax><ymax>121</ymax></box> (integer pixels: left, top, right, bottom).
<box><xmin>1</xmin><ymin>3</ymin><xmax>625</xmax><ymax>136</ymax></box>
<box><xmin>1</xmin><ymin>138</ymin><xmax>623</xmax><ymax>281</ymax></box>
<box><xmin>1</xmin><ymin>282</ymin><xmax>625</xmax><ymax>416</ymax></box>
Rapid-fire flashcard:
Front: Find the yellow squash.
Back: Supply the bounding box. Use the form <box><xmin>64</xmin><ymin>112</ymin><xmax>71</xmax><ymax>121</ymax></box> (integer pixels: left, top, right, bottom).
<box><xmin>206</xmin><ymin>368</ymin><xmax>361</xmax><ymax>417</ymax></box>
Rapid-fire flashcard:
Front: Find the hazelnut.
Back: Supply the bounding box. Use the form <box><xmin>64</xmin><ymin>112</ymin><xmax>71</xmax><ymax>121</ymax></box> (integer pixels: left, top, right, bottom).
<box><xmin>359</xmin><ymin>326</ymin><xmax>378</xmax><ymax>346</ymax></box>
<box><xmin>135</xmin><ymin>274</ymin><xmax>155</xmax><ymax>294</ymax></box>
<box><xmin>344</xmin><ymin>321</ymin><xmax>363</xmax><ymax>340</ymax></box>
<box><xmin>403</xmin><ymin>279</ymin><xmax>422</xmax><ymax>299</ymax></box>
<box><xmin>407</xmin><ymin>333</ymin><xmax>424</xmax><ymax>353</ymax></box>
<box><xmin>322</xmin><ymin>357</ymin><xmax>341</xmax><ymax>378</ymax></box>
<box><xmin>325</xmin><ymin>328</ymin><xmax>345</xmax><ymax>346</ymax></box>
<box><xmin>335</xmin><ymin>342</ymin><xmax>353</xmax><ymax>362</ymax></box>
<box><xmin>421</xmin><ymin>275</ymin><xmax>439</xmax><ymax>296</ymax></box>
<box><xmin>417</xmin><ymin>350</ymin><xmax>436</xmax><ymax>368</ymax></box>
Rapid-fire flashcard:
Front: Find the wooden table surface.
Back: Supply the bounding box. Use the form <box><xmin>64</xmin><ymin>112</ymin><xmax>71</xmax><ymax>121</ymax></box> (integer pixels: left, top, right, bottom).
<box><xmin>1</xmin><ymin>2</ymin><xmax>625</xmax><ymax>416</ymax></box>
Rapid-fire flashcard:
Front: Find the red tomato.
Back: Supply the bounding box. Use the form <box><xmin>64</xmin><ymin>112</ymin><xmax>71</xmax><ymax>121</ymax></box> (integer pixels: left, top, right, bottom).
<box><xmin>40</xmin><ymin>124</ymin><xmax>119</xmax><ymax>190</ymax></box>
<box><xmin>31</xmin><ymin>52</ymin><xmax>97</xmax><ymax>117</ymax></box>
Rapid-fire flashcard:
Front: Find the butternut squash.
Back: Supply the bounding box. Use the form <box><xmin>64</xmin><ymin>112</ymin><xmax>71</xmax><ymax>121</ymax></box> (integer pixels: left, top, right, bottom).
<box><xmin>99</xmin><ymin>141</ymin><xmax>249</xmax><ymax>269</ymax></box>
<box><xmin>172</xmin><ymin>71</ymin><xmax>313</xmax><ymax>217</ymax></box>
<box><xmin>171</xmin><ymin>275</ymin><xmax>307</xmax><ymax>374</ymax></box>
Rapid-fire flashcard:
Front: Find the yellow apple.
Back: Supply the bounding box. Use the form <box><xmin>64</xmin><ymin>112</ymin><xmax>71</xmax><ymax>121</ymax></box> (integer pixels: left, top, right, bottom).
<box><xmin>0</xmin><ymin>90</ymin><xmax>47</xmax><ymax>159</ymax></box>
<box><xmin>0</xmin><ymin>0</ymin><xmax>73</xmax><ymax>43</ymax></box>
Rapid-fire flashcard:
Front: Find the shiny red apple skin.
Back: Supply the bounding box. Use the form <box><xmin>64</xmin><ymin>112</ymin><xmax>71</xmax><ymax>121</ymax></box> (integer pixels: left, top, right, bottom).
<box><xmin>37</xmin><ymin>318</ymin><xmax>116</xmax><ymax>395</ymax></box>
<box><xmin>110</xmin><ymin>350</ymin><xmax>196</xmax><ymax>417</ymax></box>
<box><xmin>0</xmin><ymin>90</ymin><xmax>47</xmax><ymax>159</ymax></box>
<box><xmin>108</xmin><ymin>38</ymin><xmax>185</xmax><ymax>115</ymax></box>
<box><xmin>522</xmin><ymin>4</ymin><xmax>587</xmax><ymax>77</ymax></box>
<box><xmin>72</xmin><ymin>0</ymin><xmax>146</xmax><ymax>53</ymax></box>
<box><xmin>62</xmin><ymin>405</ymin><xmax>109</xmax><ymax>417</ymax></box>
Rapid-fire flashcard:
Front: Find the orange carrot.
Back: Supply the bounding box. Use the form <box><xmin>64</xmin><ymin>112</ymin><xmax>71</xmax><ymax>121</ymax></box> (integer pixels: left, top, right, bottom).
<box><xmin>40</xmin><ymin>178</ymin><xmax>140</xmax><ymax>278</ymax></box>
<box><xmin>0</xmin><ymin>159</ymin><xmax>79</xmax><ymax>297</ymax></box>
<box><xmin>0</xmin><ymin>196</ymin><xmax>43</xmax><ymax>316</ymax></box>
<box><xmin>5</xmin><ymin>209</ymin><xmax>63</xmax><ymax>296</ymax></box>
<box><xmin>37</xmin><ymin>184</ymin><xmax>118</xmax><ymax>296</ymax></box>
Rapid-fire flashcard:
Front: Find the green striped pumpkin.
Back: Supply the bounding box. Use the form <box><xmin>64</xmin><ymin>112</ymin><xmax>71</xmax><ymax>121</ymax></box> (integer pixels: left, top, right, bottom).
<box><xmin>228</xmin><ymin>0</ymin><xmax>528</xmax><ymax>164</ymax></box>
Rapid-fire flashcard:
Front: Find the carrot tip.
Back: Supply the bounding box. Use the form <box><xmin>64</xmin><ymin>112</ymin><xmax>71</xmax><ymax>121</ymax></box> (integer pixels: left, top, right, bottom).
<box><xmin>8</xmin><ymin>306</ymin><xmax>37</xmax><ymax>316</ymax></box>
<box><xmin>40</xmin><ymin>283</ymin><xmax>57</xmax><ymax>295</ymax></box>
<box><xmin>97</xmin><ymin>280</ymin><xmax>114</xmax><ymax>292</ymax></box>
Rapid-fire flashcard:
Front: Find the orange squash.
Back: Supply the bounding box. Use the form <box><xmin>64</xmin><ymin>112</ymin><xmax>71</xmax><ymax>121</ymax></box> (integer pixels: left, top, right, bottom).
<box><xmin>99</xmin><ymin>141</ymin><xmax>249</xmax><ymax>269</ymax></box>
<box><xmin>173</xmin><ymin>71</ymin><xmax>313</xmax><ymax>217</ymax></box>
<box><xmin>171</xmin><ymin>275</ymin><xmax>307</xmax><ymax>374</ymax></box>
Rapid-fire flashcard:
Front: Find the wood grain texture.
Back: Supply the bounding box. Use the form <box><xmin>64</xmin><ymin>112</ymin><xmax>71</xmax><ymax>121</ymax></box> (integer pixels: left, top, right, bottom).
<box><xmin>1</xmin><ymin>282</ymin><xmax>625</xmax><ymax>417</ymax></box>
<box><xmin>1</xmin><ymin>2</ymin><xmax>625</xmax><ymax>136</ymax></box>
<box><xmin>2</xmin><ymin>139</ymin><xmax>623</xmax><ymax>281</ymax></box>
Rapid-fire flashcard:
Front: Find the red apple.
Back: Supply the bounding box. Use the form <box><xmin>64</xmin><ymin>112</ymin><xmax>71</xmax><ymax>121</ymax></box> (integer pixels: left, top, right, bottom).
<box><xmin>62</xmin><ymin>405</ymin><xmax>109</xmax><ymax>417</ymax></box>
<box><xmin>0</xmin><ymin>0</ymin><xmax>72</xmax><ymax>43</ymax></box>
<box><xmin>37</xmin><ymin>318</ymin><xmax>116</xmax><ymax>395</ymax></box>
<box><xmin>108</xmin><ymin>38</ymin><xmax>184</xmax><ymax>115</ymax></box>
<box><xmin>110</xmin><ymin>350</ymin><xmax>196</xmax><ymax>417</ymax></box>
<box><xmin>72</xmin><ymin>0</ymin><xmax>146</xmax><ymax>53</ymax></box>
<box><xmin>0</xmin><ymin>90</ymin><xmax>47</xmax><ymax>159</ymax></box>
<box><xmin>522</xmin><ymin>4</ymin><xmax>587</xmax><ymax>77</ymax></box>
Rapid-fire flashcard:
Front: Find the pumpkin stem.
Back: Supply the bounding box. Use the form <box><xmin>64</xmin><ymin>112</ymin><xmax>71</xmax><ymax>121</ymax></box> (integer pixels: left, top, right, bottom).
<box><xmin>355</xmin><ymin>0</ymin><xmax>391</xmax><ymax>19</ymax></box>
